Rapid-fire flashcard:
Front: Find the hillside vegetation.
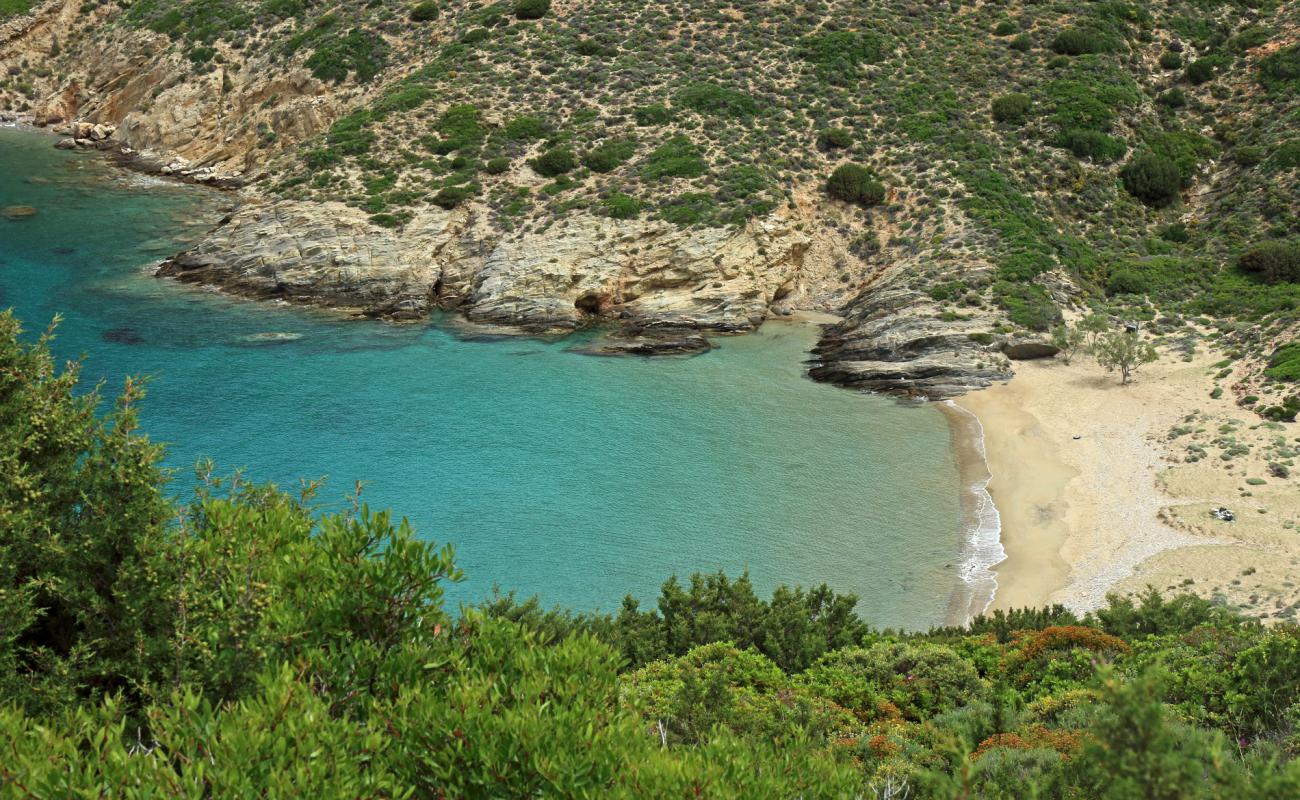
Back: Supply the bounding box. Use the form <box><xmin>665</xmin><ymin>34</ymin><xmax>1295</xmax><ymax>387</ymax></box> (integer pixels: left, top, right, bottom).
<box><xmin>5</xmin><ymin>312</ymin><xmax>1300</xmax><ymax>796</ymax></box>
<box><xmin>1</xmin><ymin>0</ymin><xmax>1298</xmax><ymax>399</ymax></box>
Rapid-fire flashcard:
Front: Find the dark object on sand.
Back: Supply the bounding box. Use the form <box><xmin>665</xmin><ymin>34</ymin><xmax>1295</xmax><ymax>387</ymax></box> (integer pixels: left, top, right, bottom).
<box><xmin>1211</xmin><ymin>507</ymin><xmax>1235</xmax><ymax>522</ymax></box>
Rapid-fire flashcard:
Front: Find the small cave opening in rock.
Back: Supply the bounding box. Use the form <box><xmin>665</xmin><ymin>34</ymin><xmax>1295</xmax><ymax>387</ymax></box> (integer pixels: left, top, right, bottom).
<box><xmin>574</xmin><ymin>293</ymin><xmax>603</xmax><ymax>315</ymax></box>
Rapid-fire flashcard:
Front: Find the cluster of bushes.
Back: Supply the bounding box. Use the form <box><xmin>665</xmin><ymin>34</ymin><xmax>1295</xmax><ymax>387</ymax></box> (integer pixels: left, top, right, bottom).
<box><xmin>6</xmin><ymin>314</ymin><xmax>1300</xmax><ymax>796</ymax></box>
<box><xmin>826</xmin><ymin>163</ymin><xmax>886</xmax><ymax>206</ymax></box>
<box><xmin>1239</xmin><ymin>240</ymin><xmax>1300</xmax><ymax>284</ymax></box>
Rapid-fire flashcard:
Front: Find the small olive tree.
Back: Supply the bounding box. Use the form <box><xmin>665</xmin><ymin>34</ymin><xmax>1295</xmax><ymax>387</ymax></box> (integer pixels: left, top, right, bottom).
<box><xmin>1093</xmin><ymin>331</ymin><xmax>1158</xmax><ymax>384</ymax></box>
<box><xmin>1050</xmin><ymin>323</ymin><xmax>1085</xmax><ymax>364</ymax></box>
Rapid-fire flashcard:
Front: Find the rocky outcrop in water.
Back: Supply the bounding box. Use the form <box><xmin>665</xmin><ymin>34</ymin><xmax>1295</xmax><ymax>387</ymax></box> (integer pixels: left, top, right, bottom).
<box><xmin>158</xmin><ymin>200</ymin><xmax>814</xmax><ymax>333</ymax></box>
<box><xmin>808</xmin><ymin>270</ymin><xmax>1014</xmax><ymax>399</ymax></box>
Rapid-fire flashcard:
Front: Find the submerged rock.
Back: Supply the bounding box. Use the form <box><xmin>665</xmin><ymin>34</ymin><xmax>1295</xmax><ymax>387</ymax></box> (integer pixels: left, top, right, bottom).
<box><xmin>102</xmin><ymin>326</ymin><xmax>144</xmax><ymax>345</ymax></box>
<box><xmin>1</xmin><ymin>205</ymin><xmax>36</xmax><ymax>220</ymax></box>
<box><xmin>571</xmin><ymin>326</ymin><xmax>713</xmax><ymax>357</ymax></box>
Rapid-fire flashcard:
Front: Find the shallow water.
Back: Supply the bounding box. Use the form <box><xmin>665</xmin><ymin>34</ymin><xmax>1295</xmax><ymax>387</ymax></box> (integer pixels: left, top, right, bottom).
<box><xmin>0</xmin><ymin>125</ymin><xmax>966</xmax><ymax>629</ymax></box>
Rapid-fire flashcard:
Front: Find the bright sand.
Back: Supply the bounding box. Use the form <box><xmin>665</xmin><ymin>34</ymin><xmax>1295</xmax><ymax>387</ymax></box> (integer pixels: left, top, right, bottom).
<box><xmin>954</xmin><ymin>349</ymin><xmax>1300</xmax><ymax>618</ymax></box>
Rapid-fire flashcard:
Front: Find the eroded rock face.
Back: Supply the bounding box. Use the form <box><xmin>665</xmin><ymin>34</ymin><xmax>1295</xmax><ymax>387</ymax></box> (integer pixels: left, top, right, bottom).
<box><xmin>158</xmin><ymin>200</ymin><xmax>813</xmax><ymax>331</ymax></box>
<box><xmin>809</xmin><ymin>270</ymin><xmax>1014</xmax><ymax>399</ymax></box>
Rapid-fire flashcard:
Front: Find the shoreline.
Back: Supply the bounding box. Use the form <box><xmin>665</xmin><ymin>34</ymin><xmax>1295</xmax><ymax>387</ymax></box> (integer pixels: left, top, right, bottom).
<box><xmin>938</xmin><ymin>401</ymin><xmax>1005</xmax><ymax>625</ymax></box>
<box><xmin>947</xmin><ymin>350</ymin><xmax>1296</xmax><ymax>618</ymax></box>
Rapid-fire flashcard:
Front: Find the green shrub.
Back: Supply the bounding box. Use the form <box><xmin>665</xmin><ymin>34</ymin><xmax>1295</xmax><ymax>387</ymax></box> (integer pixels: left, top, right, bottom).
<box><xmin>582</xmin><ymin>139</ymin><xmax>636</xmax><ymax>173</ymax></box>
<box><xmin>633</xmin><ymin>104</ymin><xmax>672</xmax><ymax>126</ymax></box>
<box><xmin>304</xmin><ymin>28</ymin><xmax>388</xmax><ymax>83</ymax></box>
<box><xmin>994</xmin><ymin>281</ymin><xmax>1061</xmax><ymax>331</ymax></box>
<box><xmin>1143</xmin><ymin>130</ymin><xmax>1217</xmax><ymax>186</ymax></box>
<box><xmin>529</xmin><ymin>147</ymin><xmax>576</xmax><ymax>177</ymax></box>
<box><xmin>503</xmin><ymin>115</ymin><xmax>547</xmax><ymax>142</ymax></box>
<box><xmin>816</xmin><ymin>128</ymin><xmax>853</xmax><ymax>150</ymax></box>
<box><xmin>826</xmin><ymin>163</ymin><xmax>885</xmax><ymax>206</ymax></box>
<box><xmin>430</xmin><ymin>104</ymin><xmax>483</xmax><ymax>154</ymax></box>
<box><xmin>512</xmin><ymin>0</ymin><xmax>549</xmax><ymax>20</ymax></box>
<box><xmin>410</xmin><ymin>1</ymin><xmax>438</xmax><ymax>21</ymax></box>
<box><xmin>674</xmin><ymin>82</ymin><xmax>760</xmax><ymax>119</ymax></box>
<box><xmin>797</xmin><ymin>30</ymin><xmax>886</xmax><ymax>81</ymax></box>
<box><xmin>658</xmin><ymin>193</ymin><xmax>717</xmax><ymax>226</ymax></box>
<box><xmin>1159</xmin><ymin>51</ymin><xmax>1183</xmax><ymax>70</ymax></box>
<box><xmin>1238</xmin><ymin>241</ymin><xmax>1300</xmax><ymax>283</ymax></box>
<box><xmin>432</xmin><ymin>184</ymin><xmax>477</xmax><ymax>208</ymax></box>
<box><xmin>1104</xmin><ymin>256</ymin><xmax>1198</xmax><ymax>298</ymax></box>
<box><xmin>1010</xmin><ymin>33</ymin><xmax>1032</xmax><ymax>52</ymax></box>
<box><xmin>1184</xmin><ymin>58</ymin><xmax>1217</xmax><ymax>85</ymax></box>
<box><xmin>601</xmin><ymin>193</ymin><xmax>641</xmax><ymax>220</ymax></box>
<box><xmin>1059</xmin><ymin>129</ymin><xmax>1126</xmax><ymax>162</ymax></box>
<box><xmin>1121</xmin><ymin>153</ymin><xmax>1182</xmax><ymax>207</ymax></box>
<box><xmin>1258</xmin><ymin>43</ymin><xmax>1300</xmax><ymax>93</ymax></box>
<box><xmin>484</xmin><ymin>157</ymin><xmax>511</xmax><ymax>174</ymax></box>
<box><xmin>993</xmin><ymin>20</ymin><xmax>1017</xmax><ymax>36</ymax></box>
<box><xmin>991</xmin><ymin>93</ymin><xmax>1033</xmax><ymax>125</ymax></box>
<box><xmin>1050</xmin><ymin>28</ymin><xmax>1113</xmax><ymax>56</ymax></box>
<box><xmin>641</xmin><ymin>136</ymin><xmax>706</xmax><ymax>179</ymax></box>
<box><xmin>1234</xmin><ymin>146</ymin><xmax>1267</xmax><ymax>167</ymax></box>
<box><xmin>1272</xmin><ymin>140</ymin><xmax>1300</xmax><ymax>170</ymax></box>
<box><xmin>1157</xmin><ymin>88</ymin><xmax>1187</xmax><ymax>109</ymax></box>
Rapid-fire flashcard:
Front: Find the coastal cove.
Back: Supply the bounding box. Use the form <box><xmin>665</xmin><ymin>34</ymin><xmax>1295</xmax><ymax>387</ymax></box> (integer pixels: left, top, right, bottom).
<box><xmin>1</xmin><ymin>124</ymin><xmax>980</xmax><ymax>630</ymax></box>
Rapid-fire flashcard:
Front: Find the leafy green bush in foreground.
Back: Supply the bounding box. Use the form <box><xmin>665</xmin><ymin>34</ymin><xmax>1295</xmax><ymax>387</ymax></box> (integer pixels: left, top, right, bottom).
<box><xmin>3</xmin><ymin>311</ymin><xmax>1300</xmax><ymax>798</ymax></box>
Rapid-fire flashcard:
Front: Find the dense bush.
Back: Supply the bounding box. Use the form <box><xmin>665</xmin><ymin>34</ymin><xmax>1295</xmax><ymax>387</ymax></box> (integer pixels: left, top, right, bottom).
<box><xmin>601</xmin><ymin>192</ymin><xmax>641</xmax><ymax>220</ymax></box>
<box><xmin>816</xmin><ymin>127</ymin><xmax>852</xmax><ymax>150</ymax></box>
<box><xmin>991</xmin><ymin>93</ymin><xmax>1032</xmax><ymax>125</ymax></box>
<box><xmin>1263</xmin><ymin>343</ymin><xmax>1294</xmax><ymax>382</ymax></box>
<box><xmin>1050</xmin><ymin>27</ymin><xmax>1113</xmax><ymax>55</ymax></box>
<box><xmin>640</xmin><ymin>136</ymin><xmax>706</xmax><ymax>179</ymax></box>
<box><xmin>1059</xmin><ymin>128</ymin><xmax>1127</xmax><ymax>162</ymax></box>
<box><xmin>582</xmin><ymin>139</ymin><xmax>636</xmax><ymax>173</ymax></box>
<box><xmin>1010</xmin><ymin>33</ymin><xmax>1032</xmax><ymax>52</ymax></box>
<box><xmin>632</xmin><ymin>104</ymin><xmax>672</xmax><ymax>126</ymax></box>
<box><xmin>304</xmin><ymin>28</ymin><xmax>387</xmax><ymax>83</ymax></box>
<box><xmin>1159</xmin><ymin>51</ymin><xmax>1183</xmax><ymax>70</ymax></box>
<box><xmin>1258</xmin><ymin>43</ymin><xmax>1300</xmax><ymax>92</ymax></box>
<box><xmin>1238</xmin><ymin>240</ymin><xmax>1300</xmax><ymax>283</ymax></box>
<box><xmin>1272</xmin><ymin>139</ymin><xmax>1300</xmax><ymax>170</ymax></box>
<box><xmin>512</xmin><ymin>0</ymin><xmax>549</xmax><ymax>20</ymax></box>
<box><xmin>1121</xmin><ymin>153</ymin><xmax>1183</xmax><ymax>207</ymax></box>
<box><xmin>1157</xmin><ymin>87</ymin><xmax>1187</xmax><ymax>109</ymax></box>
<box><xmin>674</xmin><ymin>82</ymin><xmax>760</xmax><ymax>119</ymax></box>
<box><xmin>826</xmin><ymin>163</ymin><xmax>885</xmax><ymax>206</ymax></box>
<box><xmin>1234</xmin><ymin>145</ymin><xmax>1266</xmax><ymax>167</ymax></box>
<box><xmin>993</xmin><ymin>20</ymin><xmax>1017</xmax><ymax>36</ymax></box>
<box><xmin>503</xmin><ymin>114</ymin><xmax>547</xmax><ymax>142</ymax></box>
<box><xmin>409</xmin><ymin>1</ymin><xmax>438</xmax><ymax>21</ymax></box>
<box><xmin>994</xmin><ymin>281</ymin><xmax>1061</xmax><ymax>330</ymax></box>
<box><xmin>1184</xmin><ymin>58</ymin><xmax>1217</xmax><ymax>85</ymax></box>
<box><xmin>529</xmin><ymin>146</ymin><xmax>576</xmax><ymax>177</ymax></box>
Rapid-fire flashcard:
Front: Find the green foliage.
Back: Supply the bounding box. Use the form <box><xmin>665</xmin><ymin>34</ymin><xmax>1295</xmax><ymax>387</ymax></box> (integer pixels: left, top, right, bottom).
<box><xmin>1238</xmin><ymin>240</ymin><xmax>1300</xmax><ymax>283</ymax></box>
<box><xmin>582</xmin><ymin>139</ymin><xmax>636</xmax><ymax>173</ymax></box>
<box><xmin>1184</xmin><ymin>58</ymin><xmax>1218</xmax><ymax>85</ymax></box>
<box><xmin>1265</xmin><ymin>342</ymin><xmax>1300</xmax><ymax>381</ymax></box>
<box><xmin>674</xmin><ymin>82</ymin><xmax>760</xmax><ymax>119</ymax></box>
<box><xmin>641</xmin><ymin>135</ymin><xmax>706</xmax><ymax>180</ymax></box>
<box><xmin>826</xmin><ymin>163</ymin><xmax>885</xmax><ymax>206</ymax></box>
<box><xmin>993</xmin><ymin>20</ymin><xmax>1017</xmax><ymax>36</ymax></box>
<box><xmin>632</xmin><ymin>104</ymin><xmax>672</xmax><ymax>127</ymax></box>
<box><xmin>1010</xmin><ymin>33</ymin><xmax>1032</xmax><ymax>52</ymax></box>
<box><xmin>432</xmin><ymin>183</ymin><xmax>477</xmax><ymax>208</ymax></box>
<box><xmin>816</xmin><ymin>128</ymin><xmax>853</xmax><ymax>150</ymax></box>
<box><xmin>512</xmin><ymin>0</ymin><xmax>549</xmax><ymax>20</ymax></box>
<box><xmin>994</xmin><ymin>281</ymin><xmax>1061</xmax><ymax>331</ymax></box>
<box><xmin>1106</xmin><ymin>256</ymin><xmax>1202</xmax><ymax>298</ymax></box>
<box><xmin>304</xmin><ymin>28</ymin><xmax>387</xmax><ymax>84</ymax></box>
<box><xmin>1059</xmin><ymin>129</ymin><xmax>1127</xmax><ymax>162</ymax></box>
<box><xmin>503</xmin><ymin>114</ymin><xmax>547</xmax><ymax>142</ymax></box>
<box><xmin>430</xmin><ymin>103</ymin><xmax>483</xmax><ymax>154</ymax></box>
<box><xmin>1050</xmin><ymin>27</ymin><xmax>1115</xmax><ymax>56</ymax></box>
<box><xmin>1121</xmin><ymin>152</ymin><xmax>1182</xmax><ymax>207</ymax></box>
<box><xmin>601</xmin><ymin>192</ymin><xmax>641</xmax><ymax>219</ymax></box>
<box><xmin>991</xmin><ymin>93</ymin><xmax>1032</xmax><ymax>125</ymax></box>
<box><xmin>529</xmin><ymin>146</ymin><xmax>576</xmax><ymax>177</ymax></box>
<box><xmin>1258</xmin><ymin>43</ymin><xmax>1300</xmax><ymax>93</ymax></box>
<box><xmin>1272</xmin><ymin>140</ymin><xmax>1300</xmax><ymax>170</ymax></box>
<box><xmin>0</xmin><ymin>0</ymin><xmax>34</xmax><ymax>18</ymax></box>
<box><xmin>658</xmin><ymin>192</ymin><xmax>719</xmax><ymax>225</ymax></box>
<box><xmin>410</xmin><ymin>1</ymin><xmax>439</xmax><ymax>22</ymax></box>
<box><xmin>797</xmin><ymin>30</ymin><xmax>886</xmax><ymax>82</ymax></box>
<box><xmin>1159</xmin><ymin>50</ymin><xmax>1183</xmax><ymax>70</ymax></box>
<box><xmin>1093</xmin><ymin>331</ymin><xmax>1158</xmax><ymax>383</ymax></box>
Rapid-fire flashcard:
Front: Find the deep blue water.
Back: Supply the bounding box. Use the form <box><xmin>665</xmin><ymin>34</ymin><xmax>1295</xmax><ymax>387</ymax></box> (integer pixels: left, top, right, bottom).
<box><xmin>0</xmin><ymin>125</ymin><xmax>964</xmax><ymax>629</ymax></box>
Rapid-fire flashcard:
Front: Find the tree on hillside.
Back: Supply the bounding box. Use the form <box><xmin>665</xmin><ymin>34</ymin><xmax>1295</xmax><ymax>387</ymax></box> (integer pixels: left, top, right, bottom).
<box><xmin>1079</xmin><ymin>313</ymin><xmax>1111</xmax><ymax>348</ymax></box>
<box><xmin>1094</xmin><ymin>331</ymin><xmax>1158</xmax><ymax>384</ymax></box>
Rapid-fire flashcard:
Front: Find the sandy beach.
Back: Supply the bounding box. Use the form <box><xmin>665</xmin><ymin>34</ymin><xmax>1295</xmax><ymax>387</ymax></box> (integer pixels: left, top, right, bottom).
<box><xmin>954</xmin><ymin>347</ymin><xmax>1300</xmax><ymax>620</ymax></box>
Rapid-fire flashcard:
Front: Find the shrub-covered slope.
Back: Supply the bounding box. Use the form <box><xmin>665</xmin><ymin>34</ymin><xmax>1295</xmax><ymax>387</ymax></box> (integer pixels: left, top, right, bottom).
<box><xmin>1</xmin><ymin>0</ymin><xmax>1298</xmax><ymax>397</ymax></box>
<box><xmin>4</xmin><ymin>311</ymin><xmax>1300</xmax><ymax>797</ymax></box>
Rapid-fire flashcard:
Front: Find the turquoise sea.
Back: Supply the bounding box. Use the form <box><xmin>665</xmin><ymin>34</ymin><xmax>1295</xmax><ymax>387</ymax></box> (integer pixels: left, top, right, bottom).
<box><xmin>0</xmin><ymin>125</ymin><xmax>967</xmax><ymax>629</ymax></box>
